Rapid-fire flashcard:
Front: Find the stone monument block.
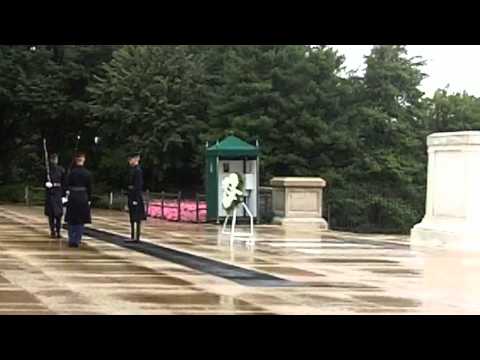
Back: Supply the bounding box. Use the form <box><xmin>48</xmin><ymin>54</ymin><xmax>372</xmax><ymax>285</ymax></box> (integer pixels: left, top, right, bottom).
<box><xmin>411</xmin><ymin>131</ymin><xmax>480</xmax><ymax>250</ymax></box>
<box><xmin>270</xmin><ymin>177</ymin><xmax>328</xmax><ymax>229</ymax></box>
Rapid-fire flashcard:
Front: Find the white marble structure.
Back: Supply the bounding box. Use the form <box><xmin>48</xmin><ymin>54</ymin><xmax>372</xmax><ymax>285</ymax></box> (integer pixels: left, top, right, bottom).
<box><xmin>411</xmin><ymin>132</ymin><xmax>480</xmax><ymax>250</ymax></box>
<box><xmin>270</xmin><ymin>177</ymin><xmax>328</xmax><ymax>229</ymax></box>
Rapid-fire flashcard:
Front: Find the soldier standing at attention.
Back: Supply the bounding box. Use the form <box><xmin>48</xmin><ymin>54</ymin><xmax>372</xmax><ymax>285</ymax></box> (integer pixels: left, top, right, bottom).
<box><xmin>44</xmin><ymin>153</ymin><xmax>66</xmax><ymax>238</ymax></box>
<box><xmin>65</xmin><ymin>152</ymin><xmax>93</xmax><ymax>248</ymax></box>
<box><xmin>126</xmin><ymin>152</ymin><xmax>147</xmax><ymax>243</ymax></box>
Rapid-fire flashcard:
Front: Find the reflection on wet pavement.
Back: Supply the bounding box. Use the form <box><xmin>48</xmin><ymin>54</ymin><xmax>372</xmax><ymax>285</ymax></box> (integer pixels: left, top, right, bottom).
<box><xmin>0</xmin><ymin>204</ymin><xmax>479</xmax><ymax>314</ymax></box>
<box><xmin>353</xmin><ymin>296</ymin><xmax>422</xmax><ymax>308</ymax></box>
<box><xmin>367</xmin><ymin>268</ymin><xmax>422</xmax><ymax>276</ymax></box>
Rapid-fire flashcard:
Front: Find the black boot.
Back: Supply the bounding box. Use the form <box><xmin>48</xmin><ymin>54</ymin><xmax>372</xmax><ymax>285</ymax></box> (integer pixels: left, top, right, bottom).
<box><xmin>54</xmin><ymin>217</ymin><xmax>62</xmax><ymax>238</ymax></box>
<box><xmin>125</xmin><ymin>222</ymin><xmax>139</xmax><ymax>243</ymax></box>
<box><xmin>136</xmin><ymin>221</ymin><xmax>141</xmax><ymax>242</ymax></box>
<box><xmin>48</xmin><ymin>216</ymin><xmax>56</xmax><ymax>238</ymax></box>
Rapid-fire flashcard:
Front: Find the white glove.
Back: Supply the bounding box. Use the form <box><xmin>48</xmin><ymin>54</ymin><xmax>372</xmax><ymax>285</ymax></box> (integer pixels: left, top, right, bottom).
<box><xmin>132</xmin><ymin>201</ymin><xmax>138</xmax><ymax>206</ymax></box>
<box><xmin>45</xmin><ymin>182</ymin><xmax>53</xmax><ymax>189</ymax></box>
<box><xmin>62</xmin><ymin>197</ymin><xmax>68</xmax><ymax>205</ymax></box>
<box><xmin>88</xmin><ymin>201</ymin><xmax>92</xmax><ymax>207</ymax></box>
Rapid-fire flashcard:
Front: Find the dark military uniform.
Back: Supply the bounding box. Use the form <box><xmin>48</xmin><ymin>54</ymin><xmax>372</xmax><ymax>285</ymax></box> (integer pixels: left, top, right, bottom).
<box><xmin>65</xmin><ymin>165</ymin><xmax>92</xmax><ymax>247</ymax></box>
<box><xmin>44</xmin><ymin>164</ymin><xmax>66</xmax><ymax>238</ymax></box>
<box><xmin>127</xmin><ymin>165</ymin><xmax>147</xmax><ymax>241</ymax></box>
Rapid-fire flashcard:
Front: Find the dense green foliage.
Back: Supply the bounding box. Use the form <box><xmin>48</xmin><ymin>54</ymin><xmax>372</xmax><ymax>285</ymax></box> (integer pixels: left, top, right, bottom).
<box><xmin>2</xmin><ymin>44</ymin><xmax>480</xmax><ymax>232</ymax></box>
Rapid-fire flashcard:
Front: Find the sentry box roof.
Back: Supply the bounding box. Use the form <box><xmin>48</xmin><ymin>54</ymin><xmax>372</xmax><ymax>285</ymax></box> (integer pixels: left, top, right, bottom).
<box><xmin>207</xmin><ymin>136</ymin><xmax>258</xmax><ymax>159</ymax></box>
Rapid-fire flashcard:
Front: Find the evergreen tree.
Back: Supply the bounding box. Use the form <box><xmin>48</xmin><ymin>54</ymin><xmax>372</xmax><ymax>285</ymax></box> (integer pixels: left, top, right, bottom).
<box><xmin>426</xmin><ymin>89</ymin><xmax>480</xmax><ymax>132</ymax></box>
<box><xmin>88</xmin><ymin>45</ymin><xmax>208</xmax><ymax>190</ymax></box>
<box><xmin>0</xmin><ymin>45</ymin><xmax>118</xmax><ymax>183</ymax></box>
<box><xmin>330</xmin><ymin>45</ymin><xmax>429</xmax><ymax>232</ymax></box>
<box><xmin>208</xmin><ymin>45</ymin><xmax>346</xmax><ymax>182</ymax></box>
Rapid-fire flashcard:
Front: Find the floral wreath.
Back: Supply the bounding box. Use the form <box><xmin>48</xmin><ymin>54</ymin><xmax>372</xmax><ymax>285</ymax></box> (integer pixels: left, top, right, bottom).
<box><xmin>222</xmin><ymin>172</ymin><xmax>245</xmax><ymax>214</ymax></box>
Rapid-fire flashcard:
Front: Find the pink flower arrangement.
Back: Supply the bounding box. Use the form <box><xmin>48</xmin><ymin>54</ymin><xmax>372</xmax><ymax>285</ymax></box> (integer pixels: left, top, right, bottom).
<box><xmin>148</xmin><ymin>200</ymin><xmax>207</xmax><ymax>223</ymax></box>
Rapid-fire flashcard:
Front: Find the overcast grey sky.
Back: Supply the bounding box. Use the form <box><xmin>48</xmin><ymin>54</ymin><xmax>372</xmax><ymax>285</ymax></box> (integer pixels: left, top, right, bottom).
<box><xmin>330</xmin><ymin>45</ymin><xmax>480</xmax><ymax>97</ymax></box>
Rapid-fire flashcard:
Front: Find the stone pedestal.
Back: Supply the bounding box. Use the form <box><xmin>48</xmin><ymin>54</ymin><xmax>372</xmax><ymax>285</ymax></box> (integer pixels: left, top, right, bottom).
<box><xmin>270</xmin><ymin>177</ymin><xmax>328</xmax><ymax>229</ymax></box>
<box><xmin>411</xmin><ymin>132</ymin><xmax>480</xmax><ymax>250</ymax></box>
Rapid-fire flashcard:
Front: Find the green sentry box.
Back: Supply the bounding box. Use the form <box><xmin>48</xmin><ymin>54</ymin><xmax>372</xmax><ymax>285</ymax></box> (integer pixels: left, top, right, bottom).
<box><xmin>206</xmin><ymin>136</ymin><xmax>260</xmax><ymax>224</ymax></box>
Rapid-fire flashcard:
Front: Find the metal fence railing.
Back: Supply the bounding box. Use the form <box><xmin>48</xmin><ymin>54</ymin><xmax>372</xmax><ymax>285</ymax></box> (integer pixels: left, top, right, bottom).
<box><xmin>25</xmin><ymin>186</ymin><xmax>46</xmax><ymax>206</ymax></box>
<box><xmin>259</xmin><ymin>187</ymin><xmax>274</xmax><ymax>223</ymax></box>
<box><xmin>22</xmin><ymin>186</ymin><xmax>209</xmax><ymax>224</ymax></box>
<box><xmin>16</xmin><ymin>184</ymin><xmax>276</xmax><ymax>225</ymax></box>
<box><xmin>231</xmin><ymin>185</ymin><xmax>423</xmax><ymax>234</ymax></box>
<box><xmin>323</xmin><ymin>187</ymin><xmax>424</xmax><ymax>235</ymax></box>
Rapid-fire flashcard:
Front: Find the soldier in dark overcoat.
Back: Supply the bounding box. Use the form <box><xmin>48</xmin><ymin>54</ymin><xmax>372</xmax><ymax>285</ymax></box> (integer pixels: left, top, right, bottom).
<box><xmin>44</xmin><ymin>154</ymin><xmax>67</xmax><ymax>238</ymax></box>
<box><xmin>65</xmin><ymin>152</ymin><xmax>93</xmax><ymax>248</ymax></box>
<box><xmin>126</xmin><ymin>153</ymin><xmax>147</xmax><ymax>243</ymax></box>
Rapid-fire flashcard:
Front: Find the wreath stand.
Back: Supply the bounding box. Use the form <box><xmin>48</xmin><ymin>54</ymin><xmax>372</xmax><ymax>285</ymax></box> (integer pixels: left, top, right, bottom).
<box><xmin>222</xmin><ymin>201</ymin><xmax>255</xmax><ymax>245</ymax></box>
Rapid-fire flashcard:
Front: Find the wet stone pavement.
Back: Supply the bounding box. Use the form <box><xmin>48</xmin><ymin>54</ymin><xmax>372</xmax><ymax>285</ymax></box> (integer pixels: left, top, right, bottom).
<box><xmin>0</xmin><ymin>204</ymin><xmax>479</xmax><ymax>315</ymax></box>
